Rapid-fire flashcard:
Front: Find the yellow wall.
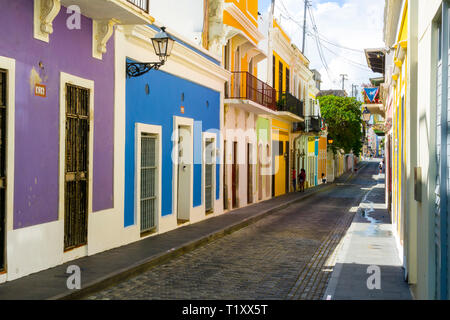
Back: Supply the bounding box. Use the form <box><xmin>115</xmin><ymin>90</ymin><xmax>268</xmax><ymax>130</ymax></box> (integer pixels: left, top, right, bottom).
<box><xmin>307</xmin><ymin>137</ymin><xmax>316</xmax><ymax>187</ymax></box>
<box><xmin>273</xmin><ymin>19</ymin><xmax>291</xmax><ymax>43</ymax></box>
<box><xmin>223</xmin><ymin>11</ymin><xmax>258</xmax><ymax>44</ymax></box>
<box><xmin>273</xmin><ymin>51</ymin><xmax>290</xmax><ymax>99</ymax></box>
<box><xmin>398</xmin><ymin>1</ymin><xmax>408</xmax><ymax>43</ymax></box>
<box><xmin>392</xmin><ymin>1</ymin><xmax>408</xmax><ymax>245</ymax></box>
<box><xmin>223</xmin><ymin>0</ymin><xmax>259</xmax><ymax>44</ymax></box>
<box><xmin>272</xmin><ymin>119</ymin><xmax>290</xmax><ymax>197</ymax></box>
<box><xmin>225</xmin><ymin>0</ymin><xmax>258</xmax><ymax>27</ymax></box>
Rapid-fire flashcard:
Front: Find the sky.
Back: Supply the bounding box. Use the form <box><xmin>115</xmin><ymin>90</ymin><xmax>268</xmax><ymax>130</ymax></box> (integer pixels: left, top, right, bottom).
<box><xmin>258</xmin><ymin>0</ymin><xmax>385</xmax><ymax>98</ymax></box>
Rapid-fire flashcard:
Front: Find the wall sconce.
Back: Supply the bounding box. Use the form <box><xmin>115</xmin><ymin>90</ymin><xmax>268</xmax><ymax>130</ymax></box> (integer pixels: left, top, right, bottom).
<box><xmin>126</xmin><ymin>27</ymin><xmax>175</xmax><ymax>78</ymax></box>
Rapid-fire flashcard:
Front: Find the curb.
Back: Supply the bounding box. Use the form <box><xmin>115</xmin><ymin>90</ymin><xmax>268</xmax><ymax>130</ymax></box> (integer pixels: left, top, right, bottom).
<box><xmin>53</xmin><ymin>181</ymin><xmax>340</xmax><ymax>300</ymax></box>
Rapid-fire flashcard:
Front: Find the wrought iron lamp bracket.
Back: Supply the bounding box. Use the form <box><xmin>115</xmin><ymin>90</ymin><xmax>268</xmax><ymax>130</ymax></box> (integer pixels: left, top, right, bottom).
<box><xmin>126</xmin><ymin>61</ymin><xmax>165</xmax><ymax>78</ymax></box>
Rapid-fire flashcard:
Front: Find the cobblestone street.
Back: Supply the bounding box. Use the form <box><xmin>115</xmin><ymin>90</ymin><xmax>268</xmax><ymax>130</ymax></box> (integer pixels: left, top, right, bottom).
<box><xmin>86</xmin><ymin>163</ymin><xmax>378</xmax><ymax>300</ymax></box>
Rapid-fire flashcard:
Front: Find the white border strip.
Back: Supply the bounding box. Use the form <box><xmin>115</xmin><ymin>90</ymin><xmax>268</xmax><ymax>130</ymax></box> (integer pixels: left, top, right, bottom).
<box><xmin>0</xmin><ymin>55</ymin><xmax>15</xmax><ymax>281</ymax></box>
<box><xmin>135</xmin><ymin>123</ymin><xmax>162</xmax><ymax>234</ymax></box>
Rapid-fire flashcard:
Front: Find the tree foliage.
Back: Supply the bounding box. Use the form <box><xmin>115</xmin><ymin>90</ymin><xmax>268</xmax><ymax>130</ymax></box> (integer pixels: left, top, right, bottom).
<box><xmin>318</xmin><ymin>95</ymin><xmax>363</xmax><ymax>156</ymax></box>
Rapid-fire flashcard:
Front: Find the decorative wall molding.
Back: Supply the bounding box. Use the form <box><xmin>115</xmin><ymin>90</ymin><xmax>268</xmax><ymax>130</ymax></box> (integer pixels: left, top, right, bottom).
<box><xmin>208</xmin><ymin>0</ymin><xmax>226</xmax><ymax>58</ymax></box>
<box><xmin>271</xmin><ymin>28</ymin><xmax>292</xmax><ymax>65</ymax></box>
<box><xmin>34</xmin><ymin>0</ymin><xmax>61</xmax><ymax>43</ymax></box>
<box><xmin>93</xmin><ymin>19</ymin><xmax>118</xmax><ymax>60</ymax></box>
<box><xmin>124</xmin><ymin>25</ymin><xmax>230</xmax><ymax>83</ymax></box>
<box><xmin>224</xmin><ymin>2</ymin><xmax>263</xmax><ymax>44</ymax></box>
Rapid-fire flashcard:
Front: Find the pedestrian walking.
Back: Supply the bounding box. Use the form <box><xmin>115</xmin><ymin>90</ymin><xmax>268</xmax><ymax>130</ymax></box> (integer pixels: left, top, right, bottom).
<box><xmin>321</xmin><ymin>173</ymin><xmax>327</xmax><ymax>184</ymax></box>
<box><xmin>292</xmin><ymin>168</ymin><xmax>297</xmax><ymax>192</ymax></box>
<box><xmin>379</xmin><ymin>161</ymin><xmax>383</xmax><ymax>174</ymax></box>
<box><xmin>299</xmin><ymin>169</ymin><xmax>306</xmax><ymax>192</ymax></box>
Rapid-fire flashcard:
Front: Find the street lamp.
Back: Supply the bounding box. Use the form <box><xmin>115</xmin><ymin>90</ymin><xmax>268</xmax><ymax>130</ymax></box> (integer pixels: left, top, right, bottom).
<box><xmin>362</xmin><ymin>107</ymin><xmax>371</xmax><ymax>122</ymax></box>
<box><xmin>126</xmin><ymin>27</ymin><xmax>175</xmax><ymax>78</ymax></box>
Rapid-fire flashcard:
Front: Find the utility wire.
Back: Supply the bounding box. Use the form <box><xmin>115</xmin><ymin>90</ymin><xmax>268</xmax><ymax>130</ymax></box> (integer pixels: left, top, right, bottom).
<box><xmin>307</xmin><ymin>3</ymin><xmax>334</xmax><ymax>82</ymax></box>
<box><xmin>276</xmin><ymin>1</ymin><xmax>364</xmax><ymax>53</ymax></box>
<box><xmin>319</xmin><ymin>42</ymin><xmax>372</xmax><ymax>71</ymax></box>
<box><xmin>276</xmin><ymin>0</ymin><xmax>373</xmax><ymax>87</ymax></box>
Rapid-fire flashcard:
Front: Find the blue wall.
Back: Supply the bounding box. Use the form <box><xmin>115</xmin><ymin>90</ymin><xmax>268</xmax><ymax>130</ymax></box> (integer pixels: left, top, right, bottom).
<box><xmin>125</xmin><ymin>68</ymin><xmax>221</xmax><ymax>227</ymax></box>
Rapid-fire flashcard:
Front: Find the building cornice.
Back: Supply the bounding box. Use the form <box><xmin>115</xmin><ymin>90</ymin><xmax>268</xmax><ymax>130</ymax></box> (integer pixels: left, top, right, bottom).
<box><xmin>224</xmin><ymin>2</ymin><xmax>264</xmax><ymax>44</ymax></box>
<box><xmin>271</xmin><ymin>28</ymin><xmax>292</xmax><ymax>66</ymax></box>
<box><xmin>123</xmin><ymin>25</ymin><xmax>230</xmax><ymax>83</ymax></box>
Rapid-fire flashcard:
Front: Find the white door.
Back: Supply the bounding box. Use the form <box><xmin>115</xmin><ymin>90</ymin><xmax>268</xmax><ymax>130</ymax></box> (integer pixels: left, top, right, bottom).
<box><xmin>177</xmin><ymin>126</ymin><xmax>192</xmax><ymax>221</ymax></box>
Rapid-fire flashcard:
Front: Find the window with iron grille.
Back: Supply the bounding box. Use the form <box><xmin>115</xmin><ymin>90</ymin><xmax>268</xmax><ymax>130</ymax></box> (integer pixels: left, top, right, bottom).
<box><xmin>64</xmin><ymin>84</ymin><xmax>90</xmax><ymax>251</ymax></box>
<box><xmin>0</xmin><ymin>69</ymin><xmax>7</xmax><ymax>271</ymax></box>
<box><xmin>205</xmin><ymin>139</ymin><xmax>214</xmax><ymax>213</ymax></box>
<box><xmin>140</xmin><ymin>133</ymin><xmax>157</xmax><ymax>233</ymax></box>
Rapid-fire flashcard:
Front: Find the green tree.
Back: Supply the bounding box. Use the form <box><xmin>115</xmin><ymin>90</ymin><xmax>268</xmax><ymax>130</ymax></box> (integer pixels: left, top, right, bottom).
<box><xmin>318</xmin><ymin>95</ymin><xmax>363</xmax><ymax>157</ymax></box>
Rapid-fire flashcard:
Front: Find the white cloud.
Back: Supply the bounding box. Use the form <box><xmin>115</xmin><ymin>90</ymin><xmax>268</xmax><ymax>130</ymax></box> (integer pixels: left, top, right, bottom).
<box><xmin>271</xmin><ymin>0</ymin><xmax>385</xmax><ymax>97</ymax></box>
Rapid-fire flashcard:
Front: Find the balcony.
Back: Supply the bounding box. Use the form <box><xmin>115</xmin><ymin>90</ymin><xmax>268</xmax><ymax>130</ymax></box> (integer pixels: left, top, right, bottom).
<box><xmin>306</xmin><ymin>116</ymin><xmax>323</xmax><ymax>133</ymax></box>
<box><xmin>60</xmin><ymin>0</ymin><xmax>153</xmax><ymax>24</ymax></box>
<box><xmin>225</xmin><ymin>72</ymin><xmax>277</xmax><ymax>114</ymax></box>
<box><xmin>127</xmin><ymin>0</ymin><xmax>149</xmax><ymax>12</ymax></box>
<box><xmin>277</xmin><ymin>92</ymin><xmax>304</xmax><ymax>118</ymax></box>
<box><xmin>293</xmin><ymin>122</ymin><xmax>306</xmax><ymax>132</ymax></box>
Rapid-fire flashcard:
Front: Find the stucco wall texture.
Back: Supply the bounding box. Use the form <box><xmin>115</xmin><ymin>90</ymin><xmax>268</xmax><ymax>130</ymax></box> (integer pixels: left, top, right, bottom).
<box><xmin>0</xmin><ymin>0</ymin><xmax>115</xmax><ymax>229</ymax></box>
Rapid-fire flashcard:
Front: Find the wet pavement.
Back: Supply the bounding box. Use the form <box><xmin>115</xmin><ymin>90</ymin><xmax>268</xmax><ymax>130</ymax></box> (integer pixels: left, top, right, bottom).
<box><xmin>86</xmin><ymin>163</ymin><xmax>380</xmax><ymax>300</ymax></box>
<box><xmin>324</xmin><ymin>163</ymin><xmax>412</xmax><ymax>300</ymax></box>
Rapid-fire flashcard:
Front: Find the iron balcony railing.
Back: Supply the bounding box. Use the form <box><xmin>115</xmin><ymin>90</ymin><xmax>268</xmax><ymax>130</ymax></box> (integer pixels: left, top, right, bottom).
<box><xmin>226</xmin><ymin>71</ymin><xmax>277</xmax><ymax>111</ymax></box>
<box><xmin>277</xmin><ymin>91</ymin><xmax>304</xmax><ymax>118</ymax></box>
<box><xmin>293</xmin><ymin>122</ymin><xmax>305</xmax><ymax>132</ymax></box>
<box><xmin>293</xmin><ymin>116</ymin><xmax>323</xmax><ymax>133</ymax></box>
<box><xmin>127</xmin><ymin>0</ymin><xmax>149</xmax><ymax>12</ymax></box>
<box><xmin>306</xmin><ymin>116</ymin><xmax>323</xmax><ymax>132</ymax></box>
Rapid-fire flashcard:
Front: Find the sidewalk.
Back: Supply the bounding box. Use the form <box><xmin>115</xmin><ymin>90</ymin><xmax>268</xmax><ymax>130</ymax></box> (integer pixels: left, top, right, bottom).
<box><xmin>0</xmin><ymin>172</ymin><xmax>355</xmax><ymax>300</ymax></box>
<box><xmin>323</xmin><ymin>173</ymin><xmax>412</xmax><ymax>300</ymax></box>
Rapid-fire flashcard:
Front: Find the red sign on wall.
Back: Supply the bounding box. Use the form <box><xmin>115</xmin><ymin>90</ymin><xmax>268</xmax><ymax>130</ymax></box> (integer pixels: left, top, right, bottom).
<box><xmin>35</xmin><ymin>84</ymin><xmax>46</xmax><ymax>97</ymax></box>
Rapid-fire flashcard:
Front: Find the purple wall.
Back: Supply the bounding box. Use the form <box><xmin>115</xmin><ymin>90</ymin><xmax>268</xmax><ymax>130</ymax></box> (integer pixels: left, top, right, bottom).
<box><xmin>0</xmin><ymin>0</ymin><xmax>114</xmax><ymax>229</ymax></box>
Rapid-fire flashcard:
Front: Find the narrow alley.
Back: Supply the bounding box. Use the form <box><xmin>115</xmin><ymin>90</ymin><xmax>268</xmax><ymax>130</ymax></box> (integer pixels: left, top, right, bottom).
<box><xmin>83</xmin><ymin>161</ymin><xmax>408</xmax><ymax>300</ymax></box>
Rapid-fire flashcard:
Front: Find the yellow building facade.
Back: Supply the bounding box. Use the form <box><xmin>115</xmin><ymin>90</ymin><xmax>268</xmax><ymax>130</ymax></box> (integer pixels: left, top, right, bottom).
<box><xmin>218</xmin><ymin>0</ymin><xmax>276</xmax><ymax>210</ymax></box>
<box><xmin>391</xmin><ymin>1</ymin><xmax>408</xmax><ymax>251</ymax></box>
<box><xmin>271</xmin><ymin>119</ymin><xmax>290</xmax><ymax>196</ymax></box>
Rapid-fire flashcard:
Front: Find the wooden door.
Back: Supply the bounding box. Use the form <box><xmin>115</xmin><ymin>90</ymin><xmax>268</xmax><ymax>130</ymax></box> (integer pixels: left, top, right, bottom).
<box><xmin>0</xmin><ymin>70</ymin><xmax>7</xmax><ymax>270</ymax></box>
<box><xmin>64</xmin><ymin>84</ymin><xmax>90</xmax><ymax>251</ymax></box>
